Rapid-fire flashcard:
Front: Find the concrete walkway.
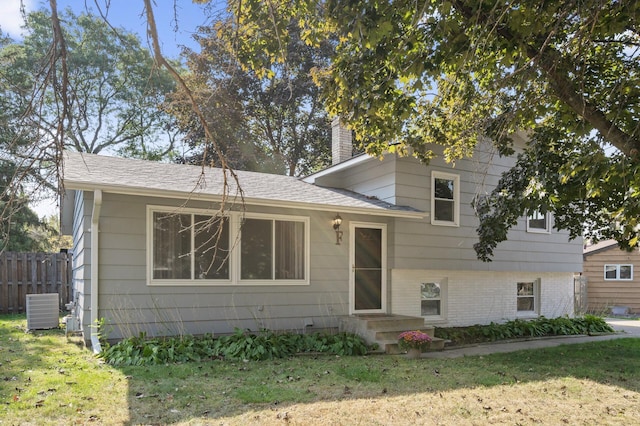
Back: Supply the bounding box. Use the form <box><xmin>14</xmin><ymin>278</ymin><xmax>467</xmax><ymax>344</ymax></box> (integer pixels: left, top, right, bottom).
<box><xmin>422</xmin><ymin>318</ymin><xmax>640</xmax><ymax>359</ymax></box>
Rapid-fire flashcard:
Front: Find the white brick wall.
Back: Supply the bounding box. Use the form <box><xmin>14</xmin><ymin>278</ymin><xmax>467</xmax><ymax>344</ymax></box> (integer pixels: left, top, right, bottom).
<box><xmin>391</xmin><ymin>269</ymin><xmax>574</xmax><ymax>327</ymax></box>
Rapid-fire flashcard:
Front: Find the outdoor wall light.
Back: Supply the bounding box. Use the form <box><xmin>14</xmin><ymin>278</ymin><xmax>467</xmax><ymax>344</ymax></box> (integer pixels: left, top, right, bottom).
<box><xmin>332</xmin><ymin>214</ymin><xmax>343</xmax><ymax>245</ymax></box>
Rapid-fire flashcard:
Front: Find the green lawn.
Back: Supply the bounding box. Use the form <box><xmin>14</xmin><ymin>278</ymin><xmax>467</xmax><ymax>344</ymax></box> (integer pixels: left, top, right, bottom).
<box><xmin>1</xmin><ymin>314</ymin><xmax>639</xmax><ymax>425</ymax></box>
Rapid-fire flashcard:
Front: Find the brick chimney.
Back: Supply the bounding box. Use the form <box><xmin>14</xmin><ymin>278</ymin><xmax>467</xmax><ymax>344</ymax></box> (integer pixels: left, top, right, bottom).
<box><xmin>331</xmin><ymin>117</ymin><xmax>353</xmax><ymax>165</ymax></box>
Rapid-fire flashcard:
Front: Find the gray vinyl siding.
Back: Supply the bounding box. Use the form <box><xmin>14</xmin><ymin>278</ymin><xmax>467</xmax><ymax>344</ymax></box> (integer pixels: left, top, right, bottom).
<box><xmin>92</xmin><ymin>192</ymin><xmax>368</xmax><ymax>340</ymax></box>
<box><xmin>341</xmin><ymin>158</ymin><xmax>396</xmax><ymax>204</ymax></box>
<box><xmin>315</xmin><ymin>148</ymin><xmax>582</xmax><ymax>272</ymax></box>
<box><xmin>583</xmin><ymin>247</ymin><xmax>640</xmax><ymax>314</ymax></box>
<box><xmin>70</xmin><ymin>190</ymin><xmax>92</xmax><ymax>342</ymax></box>
<box><xmin>392</xmin><ymin>152</ymin><xmax>582</xmax><ymax>272</ymax></box>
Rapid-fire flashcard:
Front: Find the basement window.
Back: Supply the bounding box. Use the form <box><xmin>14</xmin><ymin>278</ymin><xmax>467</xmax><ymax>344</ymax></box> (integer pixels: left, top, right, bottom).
<box><xmin>421</xmin><ymin>279</ymin><xmax>447</xmax><ymax>320</ymax></box>
<box><xmin>517</xmin><ymin>280</ymin><xmax>540</xmax><ymax>315</ymax></box>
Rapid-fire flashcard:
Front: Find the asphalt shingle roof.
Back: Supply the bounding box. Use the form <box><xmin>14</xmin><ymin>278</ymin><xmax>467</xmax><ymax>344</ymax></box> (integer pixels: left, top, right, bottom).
<box><xmin>63</xmin><ymin>151</ymin><xmax>423</xmax><ymax>217</ymax></box>
<box><xmin>583</xmin><ymin>239</ymin><xmax>621</xmax><ymax>256</ymax></box>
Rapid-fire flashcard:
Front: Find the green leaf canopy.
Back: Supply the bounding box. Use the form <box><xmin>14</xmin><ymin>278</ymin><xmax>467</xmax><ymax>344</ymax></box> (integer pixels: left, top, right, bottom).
<box><xmin>224</xmin><ymin>0</ymin><xmax>639</xmax><ymax>259</ymax></box>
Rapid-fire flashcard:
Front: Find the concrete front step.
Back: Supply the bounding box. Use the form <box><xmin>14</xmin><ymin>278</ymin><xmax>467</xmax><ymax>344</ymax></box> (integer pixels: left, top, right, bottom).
<box><xmin>375</xmin><ymin>326</ymin><xmax>435</xmax><ymax>342</ymax></box>
<box><xmin>363</xmin><ymin>316</ymin><xmax>426</xmax><ymax>332</ymax></box>
<box><xmin>339</xmin><ymin>314</ymin><xmax>446</xmax><ymax>354</ymax></box>
<box><xmin>385</xmin><ymin>337</ymin><xmax>446</xmax><ymax>355</ymax></box>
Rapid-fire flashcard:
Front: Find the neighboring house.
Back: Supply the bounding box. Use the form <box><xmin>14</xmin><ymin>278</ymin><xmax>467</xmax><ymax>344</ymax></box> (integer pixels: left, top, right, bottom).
<box><xmin>61</xmin><ymin>119</ymin><xmax>582</xmax><ymax>349</ymax></box>
<box><xmin>582</xmin><ymin>240</ymin><xmax>640</xmax><ymax>315</ymax></box>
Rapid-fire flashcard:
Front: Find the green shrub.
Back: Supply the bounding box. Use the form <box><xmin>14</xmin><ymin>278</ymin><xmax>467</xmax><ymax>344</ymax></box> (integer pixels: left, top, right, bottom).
<box><xmin>435</xmin><ymin>316</ymin><xmax>614</xmax><ymax>346</ymax></box>
<box><xmin>99</xmin><ymin>329</ymin><xmax>370</xmax><ymax>366</ymax></box>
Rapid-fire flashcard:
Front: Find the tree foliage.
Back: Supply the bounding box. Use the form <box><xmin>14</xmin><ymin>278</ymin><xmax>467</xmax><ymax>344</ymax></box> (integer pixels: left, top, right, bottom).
<box><xmin>0</xmin><ymin>6</ymin><xmax>182</xmax><ymax>251</ymax></box>
<box><xmin>0</xmin><ymin>8</ymin><xmax>179</xmax><ymax>159</ymax></box>
<box><xmin>0</xmin><ymin>160</ymin><xmax>56</xmax><ymax>252</ymax></box>
<box><xmin>169</xmin><ymin>16</ymin><xmax>332</xmax><ymax>176</ymax></box>
<box><xmin>225</xmin><ymin>0</ymin><xmax>640</xmax><ymax>259</ymax></box>
<box><xmin>4</xmin><ymin>1</ymin><xmax>638</xmax><ymax>260</ymax></box>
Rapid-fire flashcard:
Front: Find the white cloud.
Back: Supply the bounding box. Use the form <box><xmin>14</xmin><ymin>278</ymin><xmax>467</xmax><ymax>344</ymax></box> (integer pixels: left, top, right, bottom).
<box><xmin>0</xmin><ymin>0</ymin><xmax>34</xmax><ymax>38</ymax></box>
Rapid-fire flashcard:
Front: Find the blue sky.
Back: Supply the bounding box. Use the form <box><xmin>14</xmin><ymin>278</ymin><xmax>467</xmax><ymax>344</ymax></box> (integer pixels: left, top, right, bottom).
<box><xmin>0</xmin><ymin>0</ymin><xmax>226</xmax><ymax>57</ymax></box>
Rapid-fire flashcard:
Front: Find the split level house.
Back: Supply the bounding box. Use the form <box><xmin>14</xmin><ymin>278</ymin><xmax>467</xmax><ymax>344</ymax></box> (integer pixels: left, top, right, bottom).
<box><xmin>61</xmin><ymin>119</ymin><xmax>583</xmax><ymax>350</ymax></box>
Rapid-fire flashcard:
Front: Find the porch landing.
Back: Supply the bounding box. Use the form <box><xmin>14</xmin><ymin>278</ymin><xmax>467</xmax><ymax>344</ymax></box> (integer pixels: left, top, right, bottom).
<box><xmin>338</xmin><ymin>314</ymin><xmax>445</xmax><ymax>354</ymax></box>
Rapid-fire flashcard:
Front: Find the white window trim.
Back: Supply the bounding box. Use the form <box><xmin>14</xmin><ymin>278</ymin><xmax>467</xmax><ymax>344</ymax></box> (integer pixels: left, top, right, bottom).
<box><xmin>431</xmin><ymin>171</ymin><xmax>460</xmax><ymax>227</ymax></box>
<box><xmin>527</xmin><ymin>211</ymin><xmax>550</xmax><ymax>233</ymax></box>
<box><xmin>146</xmin><ymin>206</ymin><xmax>310</xmax><ymax>286</ymax></box>
<box><xmin>420</xmin><ymin>278</ymin><xmax>447</xmax><ymax>322</ymax></box>
<box><xmin>237</xmin><ymin>212</ymin><xmax>311</xmax><ymax>286</ymax></box>
<box><xmin>147</xmin><ymin>206</ymin><xmax>234</xmax><ymax>286</ymax></box>
<box><xmin>604</xmin><ymin>264</ymin><xmax>633</xmax><ymax>281</ymax></box>
<box><xmin>516</xmin><ymin>279</ymin><xmax>541</xmax><ymax>318</ymax></box>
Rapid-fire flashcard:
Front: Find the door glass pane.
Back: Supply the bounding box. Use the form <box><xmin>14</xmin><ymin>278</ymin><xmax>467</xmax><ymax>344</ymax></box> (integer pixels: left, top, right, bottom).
<box><xmin>194</xmin><ymin>215</ymin><xmax>229</xmax><ymax>279</ymax></box>
<box><xmin>153</xmin><ymin>212</ymin><xmax>191</xmax><ymax>279</ymax></box>
<box><xmin>275</xmin><ymin>220</ymin><xmax>305</xmax><ymax>279</ymax></box>
<box><xmin>241</xmin><ymin>218</ymin><xmax>272</xmax><ymax>279</ymax></box>
<box><xmin>354</xmin><ymin>228</ymin><xmax>382</xmax><ymax>268</ymax></box>
<box><xmin>354</xmin><ymin>269</ymin><xmax>382</xmax><ymax>310</ymax></box>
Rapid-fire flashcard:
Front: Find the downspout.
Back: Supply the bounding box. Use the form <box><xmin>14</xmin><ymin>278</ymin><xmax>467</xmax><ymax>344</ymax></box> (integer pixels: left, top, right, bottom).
<box><xmin>90</xmin><ymin>189</ymin><xmax>102</xmax><ymax>353</ymax></box>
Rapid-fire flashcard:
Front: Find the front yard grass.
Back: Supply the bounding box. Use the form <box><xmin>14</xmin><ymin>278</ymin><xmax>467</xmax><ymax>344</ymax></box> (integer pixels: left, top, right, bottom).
<box><xmin>1</xmin><ymin>314</ymin><xmax>639</xmax><ymax>425</ymax></box>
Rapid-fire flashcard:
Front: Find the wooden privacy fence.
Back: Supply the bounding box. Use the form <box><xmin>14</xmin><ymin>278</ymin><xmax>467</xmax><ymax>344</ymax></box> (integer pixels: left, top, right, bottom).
<box><xmin>0</xmin><ymin>252</ymin><xmax>72</xmax><ymax>314</ymax></box>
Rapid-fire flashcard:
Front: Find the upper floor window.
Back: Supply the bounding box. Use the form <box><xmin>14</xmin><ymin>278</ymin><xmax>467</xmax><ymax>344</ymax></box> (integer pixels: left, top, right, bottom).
<box><xmin>527</xmin><ymin>210</ymin><xmax>550</xmax><ymax>233</ymax></box>
<box><xmin>604</xmin><ymin>264</ymin><xmax>633</xmax><ymax>280</ymax></box>
<box><xmin>151</xmin><ymin>210</ymin><xmax>230</xmax><ymax>282</ymax></box>
<box><xmin>431</xmin><ymin>171</ymin><xmax>460</xmax><ymax>226</ymax></box>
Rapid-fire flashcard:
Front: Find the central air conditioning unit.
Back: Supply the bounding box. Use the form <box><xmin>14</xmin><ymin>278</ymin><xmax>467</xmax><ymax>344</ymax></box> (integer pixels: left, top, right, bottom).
<box><xmin>26</xmin><ymin>293</ymin><xmax>60</xmax><ymax>330</ymax></box>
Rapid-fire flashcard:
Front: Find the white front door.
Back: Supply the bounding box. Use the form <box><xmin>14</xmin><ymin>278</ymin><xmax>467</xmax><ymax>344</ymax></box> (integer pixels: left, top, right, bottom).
<box><xmin>349</xmin><ymin>222</ymin><xmax>387</xmax><ymax>314</ymax></box>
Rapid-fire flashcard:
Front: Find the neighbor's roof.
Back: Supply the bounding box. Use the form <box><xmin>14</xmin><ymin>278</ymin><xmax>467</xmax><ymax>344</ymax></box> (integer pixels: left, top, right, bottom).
<box><xmin>62</xmin><ymin>151</ymin><xmax>424</xmax><ymax>218</ymax></box>
<box><xmin>583</xmin><ymin>239</ymin><xmax>621</xmax><ymax>256</ymax></box>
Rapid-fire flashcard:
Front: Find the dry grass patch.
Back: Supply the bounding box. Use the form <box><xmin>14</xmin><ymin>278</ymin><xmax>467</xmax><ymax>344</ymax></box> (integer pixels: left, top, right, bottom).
<box><xmin>212</xmin><ymin>379</ymin><xmax>639</xmax><ymax>425</ymax></box>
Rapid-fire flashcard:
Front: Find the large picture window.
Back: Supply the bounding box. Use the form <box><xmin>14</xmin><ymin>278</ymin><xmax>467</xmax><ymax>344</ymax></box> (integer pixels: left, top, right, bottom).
<box><xmin>148</xmin><ymin>208</ymin><xmax>309</xmax><ymax>285</ymax></box>
<box><xmin>150</xmin><ymin>209</ymin><xmax>229</xmax><ymax>282</ymax></box>
<box><xmin>241</xmin><ymin>217</ymin><xmax>306</xmax><ymax>281</ymax></box>
<box><xmin>431</xmin><ymin>171</ymin><xmax>460</xmax><ymax>226</ymax></box>
<box><xmin>604</xmin><ymin>264</ymin><xmax>633</xmax><ymax>280</ymax></box>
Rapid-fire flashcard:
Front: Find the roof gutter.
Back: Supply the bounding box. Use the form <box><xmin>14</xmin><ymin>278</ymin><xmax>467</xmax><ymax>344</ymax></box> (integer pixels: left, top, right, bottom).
<box><xmin>90</xmin><ymin>189</ymin><xmax>102</xmax><ymax>354</ymax></box>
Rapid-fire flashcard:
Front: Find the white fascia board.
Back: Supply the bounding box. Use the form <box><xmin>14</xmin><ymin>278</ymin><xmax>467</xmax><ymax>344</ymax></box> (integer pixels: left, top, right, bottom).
<box><xmin>63</xmin><ymin>181</ymin><xmax>426</xmax><ymax>220</ymax></box>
